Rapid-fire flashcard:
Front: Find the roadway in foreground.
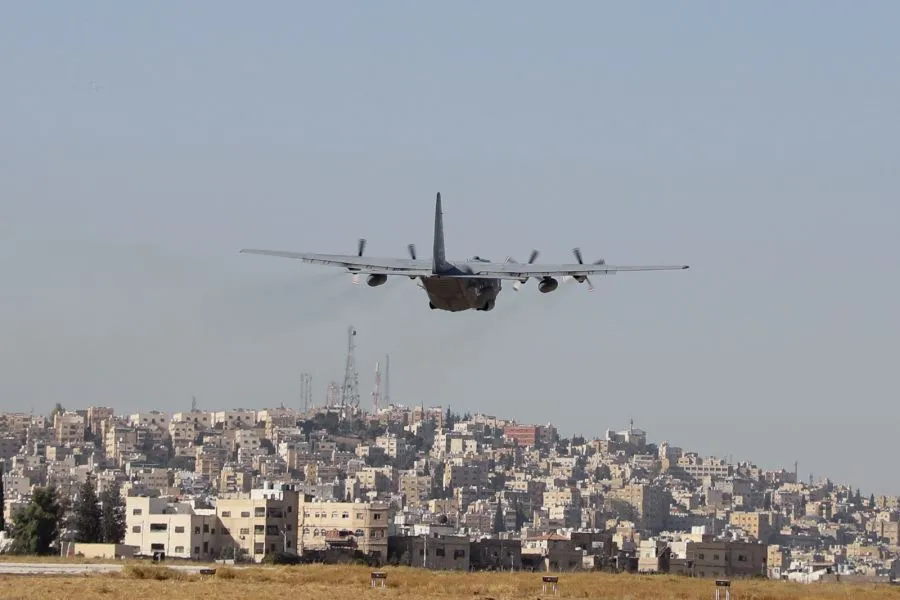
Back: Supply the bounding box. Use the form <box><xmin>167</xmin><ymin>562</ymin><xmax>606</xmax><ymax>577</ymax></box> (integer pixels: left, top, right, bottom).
<box><xmin>0</xmin><ymin>561</ymin><xmax>233</xmax><ymax>575</ymax></box>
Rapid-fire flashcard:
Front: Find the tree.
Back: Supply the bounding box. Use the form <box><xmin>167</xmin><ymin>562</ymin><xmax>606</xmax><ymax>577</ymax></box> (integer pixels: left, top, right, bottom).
<box><xmin>8</xmin><ymin>486</ymin><xmax>63</xmax><ymax>555</ymax></box>
<box><xmin>854</xmin><ymin>488</ymin><xmax>862</xmax><ymax>508</ymax></box>
<box><xmin>869</xmin><ymin>493</ymin><xmax>876</xmax><ymax>509</ymax></box>
<box><xmin>72</xmin><ymin>477</ymin><xmax>102</xmax><ymax>543</ymax></box>
<box><xmin>99</xmin><ymin>484</ymin><xmax>125</xmax><ymax>544</ymax></box>
<box><xmin>493</xmin><ymin>500</ymin><xmax>505</xmax><ymax>535</ymax></box>
<box><xmin>0</xmin><ymin>470</ymin><xmax>5</xmax><ymax>531</ymax></box>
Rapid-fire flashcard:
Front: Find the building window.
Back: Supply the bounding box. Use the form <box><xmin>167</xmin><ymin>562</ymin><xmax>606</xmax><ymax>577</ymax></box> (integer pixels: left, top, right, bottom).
<box><xmin>255</xmin><ymin>507</ymin><xmax>266</xmax><ymax>517</ymax></box>
<box><xmin>131</xmin><ymin>526</ymin><xmax>141</xmax><ymax>533</ymax></box>
<box><xmin>255</xmin><ymin>525</ymin><xmax>265</xmax><ymax>534</ymax></box>
<box><xmin>174</xmin><ymin>546</ymin><xmax>184</xmax><ymax>553</ymax></box>
<box><xmin>149</xmin><ymin>523</ymin><xmax>167</xmax><ymax>532</ymax></box>
<box><xmin>221</xmin><ymin>511</ymin><xmax>231</xmax><ymax>517</ymax></box>
<box><xmin>175</xmin><ymin>526</ymin><xmax>185</xmax><ymax>533</ymax></box>
<box><xmin>241</xmin><ymin>511</ymin><xmax>250</xmax><ymax>518</ymax></box>
<box><xmin>254</xmin><ymin>543</ymin><xmax>264</xmax><ymax>554</ymax></box>
<box><xmin>203</xmin><ymin>524</ymin><xmax>210</xmax><ymax>533</ymax></box>
<box><xmin>240</xmin><ymin>528</ymin><xmax>250</xmax><ymax>535</ymax></box>
<box><xmin>132</xmin><ymin>508</ymin><xmax>142</xmax><ymax>515</ymax></box>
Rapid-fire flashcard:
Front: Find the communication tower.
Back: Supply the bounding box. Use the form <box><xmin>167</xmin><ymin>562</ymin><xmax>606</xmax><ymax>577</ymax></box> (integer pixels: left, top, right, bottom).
<box><xmin>383</xmin><ymin>354</ymin><xmax>391</xmax><ymax>407</ymax></box>
<box><xmin>340</xmin><ymin>325</ymin><xmax>360</xmax><ymax>410</ymax></box>
<box><xmin>372</xmin><ymin>360</ymin><xmax>382</xmax><ymax>413</ymax></box>
<box><xmin>299</xmin><ymin>373</ymin><xmax>313</xmax><ymax>411</ymax></box>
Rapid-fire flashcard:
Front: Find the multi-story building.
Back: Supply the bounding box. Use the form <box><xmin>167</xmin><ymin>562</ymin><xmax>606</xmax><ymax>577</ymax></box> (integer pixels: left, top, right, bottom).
<box><xmin>124</xmin><ymin>496</ymin><xmax>220</xmax><ymax>560</ymax></box>
<box><xmin>298</xmin><ymin>499</ymin><xmax>389</xmax><ymax>560</ymax></box>
<box><xmin>53</xmin><ymin>411</ymin><xmax>85</xmax><ymax>445</ymax></box>
<box><xmin>216</xmin><ymin>484</ymin><xmax>299</xmax><ymax>562</ymax></box>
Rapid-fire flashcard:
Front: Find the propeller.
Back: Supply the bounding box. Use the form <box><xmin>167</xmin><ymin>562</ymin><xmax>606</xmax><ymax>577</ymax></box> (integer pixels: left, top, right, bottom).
<box><xmin>407</xmin><ymin>244</ymin><xmax>417</xmax><ymax>259</ymax></box>
<box><xmin>564</xmin><ymin>247</ymin><xmax>605</xmax><ymax>291</ymax></box>
<box><xmin>508</xmin><ymin>249</ymin><xmax>539</xmax><ymax>291</ymax></box>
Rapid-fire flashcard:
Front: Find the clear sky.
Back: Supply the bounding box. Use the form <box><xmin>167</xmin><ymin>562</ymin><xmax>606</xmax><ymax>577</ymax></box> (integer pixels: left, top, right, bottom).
<box><xmin>2</xmin><ymin>2</ymin><xmax>898</xmax><ymax>494</ymax></box>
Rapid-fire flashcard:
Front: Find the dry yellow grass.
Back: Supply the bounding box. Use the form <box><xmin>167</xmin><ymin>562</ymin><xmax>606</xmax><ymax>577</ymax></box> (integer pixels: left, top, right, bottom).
<box><xmin>0</xmin><ymin>564</ymin><xmax>899</xmax><ymax>600</ymax></box>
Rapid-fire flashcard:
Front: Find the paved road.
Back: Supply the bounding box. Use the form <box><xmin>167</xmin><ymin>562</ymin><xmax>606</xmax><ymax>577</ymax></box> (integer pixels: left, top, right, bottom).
<box><xmin>0</xmin><ymin>562</ymin><xmax>228</xmax><ymax>575</ymax></box>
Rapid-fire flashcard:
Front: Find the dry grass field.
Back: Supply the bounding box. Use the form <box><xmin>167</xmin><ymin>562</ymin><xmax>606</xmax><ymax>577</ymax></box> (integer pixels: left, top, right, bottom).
<box><xmin>1</xmin><ymin>564</ymin><xmax>899</xmax><ymax>600</ymax></box>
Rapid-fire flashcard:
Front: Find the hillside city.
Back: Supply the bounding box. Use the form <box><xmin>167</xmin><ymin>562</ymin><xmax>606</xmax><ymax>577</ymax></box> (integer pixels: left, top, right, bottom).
<box><xmin>1</xmin><ymin>399</ymin><xmax>898</xmax><ymax>586</ymax></box>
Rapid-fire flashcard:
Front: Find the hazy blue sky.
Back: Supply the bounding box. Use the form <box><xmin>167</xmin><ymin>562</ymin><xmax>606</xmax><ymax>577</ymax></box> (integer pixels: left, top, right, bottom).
<box><xmin>2</xmin><ymin>2</ymin><xmax>899</xmax><ymax>494</ymax></box>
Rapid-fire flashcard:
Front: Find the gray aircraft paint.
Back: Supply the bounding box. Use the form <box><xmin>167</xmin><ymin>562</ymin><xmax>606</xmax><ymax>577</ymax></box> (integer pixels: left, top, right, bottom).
<box><xmin>241</xmin><ymin>193</ymin><xmax>689</xmax><ymax>312</ymax></box>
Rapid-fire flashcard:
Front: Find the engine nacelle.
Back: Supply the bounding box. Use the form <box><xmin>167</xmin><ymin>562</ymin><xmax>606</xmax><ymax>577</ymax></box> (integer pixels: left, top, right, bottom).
<box><xmin>538</xmin><ymin>277</ymin><xmax>558</xmax><ymax>293</ymax></box>
<box><xmin>366</xmin><ymin>274</ymin><xmax>388</xmax><ymax>287</ymax></box>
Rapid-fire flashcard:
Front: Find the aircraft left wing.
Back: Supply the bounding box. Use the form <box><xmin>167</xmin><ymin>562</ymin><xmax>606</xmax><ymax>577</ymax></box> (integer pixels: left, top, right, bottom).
<box><xmin>462</xmin><ymin>261</ymin><xmax>690</xmax><ymax>279</ymax></box>
<box><xmin>239</xmin><ymin>249</ymin><xmax>434</xmax><ymax>276</ymax></box>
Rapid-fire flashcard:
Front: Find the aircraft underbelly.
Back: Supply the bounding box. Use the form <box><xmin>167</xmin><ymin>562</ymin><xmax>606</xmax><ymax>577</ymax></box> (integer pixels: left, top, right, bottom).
<box><xmin>422</xmin><ymin>277</ymin><xmax>472</xmax><ymax>311</ymax></box>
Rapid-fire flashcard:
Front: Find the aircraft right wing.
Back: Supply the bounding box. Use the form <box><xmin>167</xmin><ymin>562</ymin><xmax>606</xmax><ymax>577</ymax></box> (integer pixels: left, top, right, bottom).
<box><xmin>463</xmin><ymin>261</ymin><xmax>690</xmax><ymax>279</ymax></box>
<box><xmin>239</xmin><ymin>249</ymin><xmax>435</xmax><ymax>276</ymax></box>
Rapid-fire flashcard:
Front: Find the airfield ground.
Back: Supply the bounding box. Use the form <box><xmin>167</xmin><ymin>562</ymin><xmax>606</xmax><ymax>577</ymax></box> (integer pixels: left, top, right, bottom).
<box><xmin>0</xmin><ymin>562</ymin><xmax>898</xmax><ymax>600</ymax></box>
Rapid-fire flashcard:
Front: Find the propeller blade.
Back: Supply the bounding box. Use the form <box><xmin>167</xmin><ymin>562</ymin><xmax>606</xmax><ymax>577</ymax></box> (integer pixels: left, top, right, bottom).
<box><xmin>408</xmin><ymin>243</ymin><xmax>417</xmax><ymax>260</ymax></box>
<box><xmin>586</xmin><ymin>277</ymin><xmax>595</xmax><ymax>292</ymax></box>
<box><xmin>528</xmin><ymin>249</ymin><xmax>539</xmax><ymax>264</ymax></box>
<box><xmin>573</xmin><ymin>247</ymin><xmax>584</xmax><ymax>264</ymax></box>
<box><xmin>358</xmin><ymin>238</ymin><xmax>367</xmax><ymax>257</ymax></box>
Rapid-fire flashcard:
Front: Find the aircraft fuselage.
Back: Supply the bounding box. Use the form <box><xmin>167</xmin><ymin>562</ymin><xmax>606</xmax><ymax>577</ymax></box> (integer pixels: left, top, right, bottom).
<box><xmin>420</xmin><ymin>260</ymin><xmax>501</xmax><ymax>311</ymax></box>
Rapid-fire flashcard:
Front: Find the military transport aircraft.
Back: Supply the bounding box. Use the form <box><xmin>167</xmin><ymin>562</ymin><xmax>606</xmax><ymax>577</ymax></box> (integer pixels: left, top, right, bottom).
<box><xmin>240</xmin><ymin>193</ymin><xmax>689</xmax><ymax>312</ymax></box>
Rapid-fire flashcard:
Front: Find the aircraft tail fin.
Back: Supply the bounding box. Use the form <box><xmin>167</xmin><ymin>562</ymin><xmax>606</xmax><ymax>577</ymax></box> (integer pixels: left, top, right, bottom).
<box><xmin>432</xmin><ymin>192</ymin><xmax>449</xmax><ymax>273</ymax></box>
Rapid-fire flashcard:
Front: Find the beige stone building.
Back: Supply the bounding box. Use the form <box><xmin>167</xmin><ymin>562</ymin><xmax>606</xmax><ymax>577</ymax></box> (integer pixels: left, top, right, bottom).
<box><xmin>53</xmin><ymin>411</ymin><xmax>85</xmax><ymax>445</ymax></box>
<box><xmin>298</xmin><ymin>499</ymin><xmax>389</xmax><ymax>560</ymax></box>
<box><xmin>124</xmin><ymin>496</ymin><xmax>220</xmax><ymax>560</ymax></box>
<box><xmin>217</xmin><ymin>485</ymin><xmax>300</xmax><ymax>561</ymax></box>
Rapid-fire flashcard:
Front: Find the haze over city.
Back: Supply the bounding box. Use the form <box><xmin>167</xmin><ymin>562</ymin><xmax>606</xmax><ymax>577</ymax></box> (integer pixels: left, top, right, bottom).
<box><xmin>2</xmin><ymin>1</ymin><xmax>899</xmax><ymax>495</ymax></box>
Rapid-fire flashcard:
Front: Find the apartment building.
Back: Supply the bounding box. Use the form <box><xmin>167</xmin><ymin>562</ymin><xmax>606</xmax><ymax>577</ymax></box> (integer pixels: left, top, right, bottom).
<box><xmin>298</xmin><ymin>499</ymin><xmax>389</xmax><ymax>560</ymax></box>
<box><xmin>730</xmin><ymin>510</ymin><xmax>775</xmax><ymax>543</ymax></box>
<box><xmin>53</xmin><ymin>411</ymin><xmax>85</xmax><ymax>445</ymax></box>
<box><xmin>680</xmin><ymin>540</ymin><xmax>767</xmax><ymax>578</ymax></box>
<box><xmin>607</xmin><ymin>483</ymin><xmax>671</xmax><ymax>533</ymax></box>
<box><xmin>217</xmin><ymin>484</ymin><xmax>299</xmax><ymax>562</ymax></box>
<box><xmin>124</xmin><ymin>496</ymin><xmax>220</xmax><ymax>560</ymax></box>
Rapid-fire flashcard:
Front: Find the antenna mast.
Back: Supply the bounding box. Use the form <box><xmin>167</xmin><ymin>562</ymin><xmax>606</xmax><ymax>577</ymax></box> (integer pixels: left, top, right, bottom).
<box><xmin>300</xmin><ymin>373</ymin><xmax>313</xmax><ymax>412</ymax></box>
<box><xmin>372</xmin><ymin>360</ymin><xmax>382</xmax><ymax>413</ymax></box>
<box><xmin>384</xmin><ymin>354</ymin><xmax>391</xmax><ymax>407</ymax></box>
<box><xmin>341</xmin><ymin>325</ymin><xmax>360</xmax><ymax>412</ymax></box>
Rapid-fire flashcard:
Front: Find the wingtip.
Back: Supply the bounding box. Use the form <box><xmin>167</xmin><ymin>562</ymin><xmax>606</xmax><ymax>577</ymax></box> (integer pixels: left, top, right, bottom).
<box><xmin>682</xmin><ymin>265</ymin><xmax>690</xmax><ymax>269</ymax></box>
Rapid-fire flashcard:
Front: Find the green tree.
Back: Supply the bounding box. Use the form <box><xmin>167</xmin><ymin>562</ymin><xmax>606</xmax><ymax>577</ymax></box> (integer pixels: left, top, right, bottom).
<box><xmin>72</xmin><ymin>477</ymin><xmax>102</xmax><ymax>543</ymax></box>
<box><xmin>9</xmin><ymin>486</ymin><xmax>63</xmax><ymax>555</ymax></box>
<box><xmin>0</xmin><ymin>469</ymin><xmax>5</xmax><ymax>531</ymax></box>
<box><xmin>493</xmin><ymin>500</ymin><xmax>505</xmax><ymax>535</ymax></box>
<box><xmin>99</xmin><ymin>484</ymin><xmax>125</xmax><ymax>544</ymax></box>
<box><xmin>869</xmin><ymin>493</ymin><xmax>876</xmax><ymax>508</ymax></box>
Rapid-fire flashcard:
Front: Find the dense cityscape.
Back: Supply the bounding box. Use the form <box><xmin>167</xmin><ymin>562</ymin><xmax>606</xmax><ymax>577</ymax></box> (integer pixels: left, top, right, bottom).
<box><xmin>1</xmin><ymin>383</ymin><xmax>898</xmax><ymax>585</ymax></box>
